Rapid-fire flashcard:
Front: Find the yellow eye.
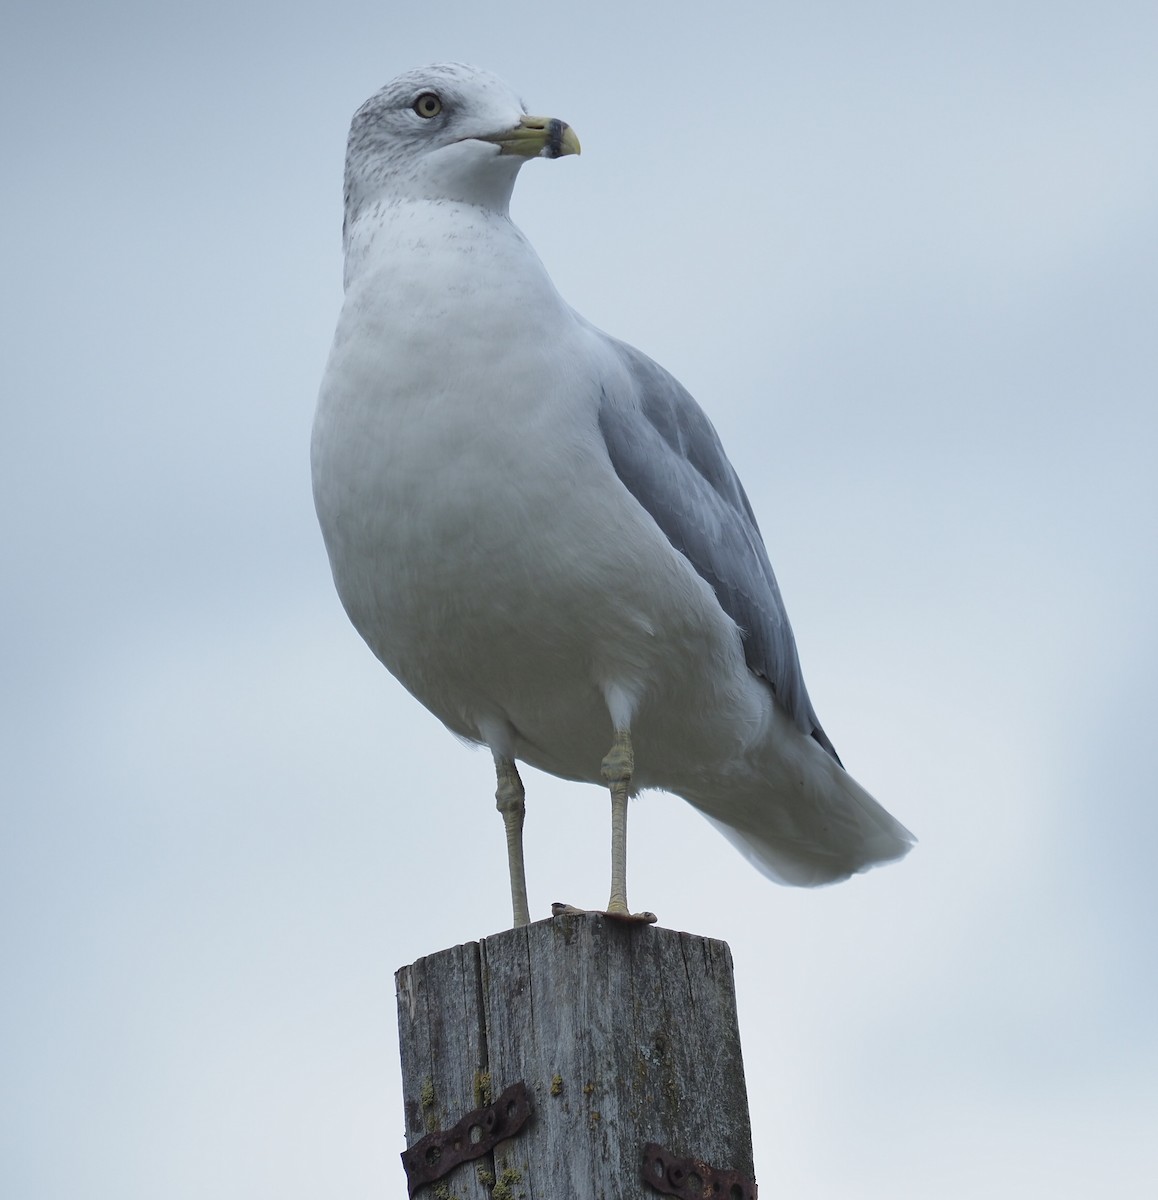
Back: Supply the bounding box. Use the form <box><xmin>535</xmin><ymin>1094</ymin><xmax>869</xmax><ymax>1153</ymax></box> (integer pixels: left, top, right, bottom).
<box><xmin>412</xmin><ymin>92</ymin><xmax>442</xmax><ymax>119</ymax></box>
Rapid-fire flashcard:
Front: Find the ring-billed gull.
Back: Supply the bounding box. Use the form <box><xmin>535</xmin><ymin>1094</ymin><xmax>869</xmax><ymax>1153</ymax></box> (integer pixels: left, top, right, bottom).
<box><xmin>311</xmin><ymin>63</ymin><xmax>914</xmax><ymax>927</ymax></box>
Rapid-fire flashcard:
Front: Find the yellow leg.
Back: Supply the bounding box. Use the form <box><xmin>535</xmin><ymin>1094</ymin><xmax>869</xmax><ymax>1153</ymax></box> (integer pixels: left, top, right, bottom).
<box><xmin>495</xmin><ymin>757</ymin><xmax>530</xmax><ymax>927</ymax></box>
<box><xmin>601</xmin><ymin>730</ymin><xmax>634</xmax><ymax>915</ymax></box>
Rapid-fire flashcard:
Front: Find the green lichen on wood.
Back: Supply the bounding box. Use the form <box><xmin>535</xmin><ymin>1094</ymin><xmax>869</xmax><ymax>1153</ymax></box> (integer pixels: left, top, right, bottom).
<box><xmin>476</xmin><ymin>1163</ymin><xmax>495</xmax><ymax>1188</ymax></box>
<box><xmin>491</xmin><ymin>1163</ymin><xmax>524</xmax><ymax>1200</ymax></box>
<box><xmin>550</xmin><ymin>1073</ymin><xmax>563</xmax><ymax>1097</ymax></box>
<box><xmin>474</xmin><ymin>1070</ymin><xmax>493</xmax><ymax>1107</ymax></box>
<box><xmin>419</xmin><ymin>1076</ymin><xmax>438</xmax><ymax>1132</ymax></box>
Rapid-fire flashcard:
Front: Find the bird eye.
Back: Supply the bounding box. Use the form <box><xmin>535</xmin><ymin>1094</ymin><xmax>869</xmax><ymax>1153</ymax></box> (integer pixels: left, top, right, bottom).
<box><xmin>412</xmin><ymin>92</ymin><xmax>442</xmax><ymax>119</ymax></box>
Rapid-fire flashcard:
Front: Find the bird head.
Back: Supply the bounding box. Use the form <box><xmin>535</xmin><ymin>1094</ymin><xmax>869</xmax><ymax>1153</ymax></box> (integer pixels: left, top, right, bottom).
<box><xmin>343</xmin><ymin>63</ymin><xmax>580</xmax><ymax>224</ymax></box>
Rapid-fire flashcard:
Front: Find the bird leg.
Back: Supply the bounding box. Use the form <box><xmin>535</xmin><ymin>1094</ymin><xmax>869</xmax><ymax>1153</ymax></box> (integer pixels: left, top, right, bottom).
<box><xmin>548</xmin><ymin>734</ymin><xmax>656</xmax><ymax>926</ymax></box>
<box><xmin>601</xmin><ymin>729</ymin><xmax>636</xmax><ymax>916</ymax></box>
<box><xmin>495</xmin><ymin>757</ymin><xmax>530</xmax><ymax>927</ymax></box>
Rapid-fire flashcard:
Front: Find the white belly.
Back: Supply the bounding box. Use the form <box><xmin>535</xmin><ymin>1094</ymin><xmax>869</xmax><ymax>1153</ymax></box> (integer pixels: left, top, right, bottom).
<box><xmin>311</xmin><ymin>237</ymin><xmax>753</xmax><ymax>785</ymax></box>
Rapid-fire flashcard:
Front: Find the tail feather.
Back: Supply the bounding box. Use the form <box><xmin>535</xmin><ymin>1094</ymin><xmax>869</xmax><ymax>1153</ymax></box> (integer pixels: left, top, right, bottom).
<box><xmin>682</xmin><ymin>736</ymin><xmax>916</xmax><ymax>887</ymax></box>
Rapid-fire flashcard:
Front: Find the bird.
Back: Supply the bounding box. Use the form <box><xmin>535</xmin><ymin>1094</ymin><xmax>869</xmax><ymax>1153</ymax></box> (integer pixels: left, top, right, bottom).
<box><xmin>311</xmin><ymin>62</ymin><xmax>914</xmax><ymax>928</ymax></box>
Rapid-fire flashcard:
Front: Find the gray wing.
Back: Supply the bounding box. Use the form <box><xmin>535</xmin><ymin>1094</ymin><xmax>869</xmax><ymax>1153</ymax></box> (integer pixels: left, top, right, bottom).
<box><xmin>598</xmin><ymin>339</ymin><xmax>841</xmax><ymax>764</ymax></box>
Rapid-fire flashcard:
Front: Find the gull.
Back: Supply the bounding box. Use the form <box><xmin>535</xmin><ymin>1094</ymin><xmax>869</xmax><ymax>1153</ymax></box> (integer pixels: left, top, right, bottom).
<box><xmin>311</xmin><ymin>63</ymin><xmax>914</xmax><ymax>927</ymax></box>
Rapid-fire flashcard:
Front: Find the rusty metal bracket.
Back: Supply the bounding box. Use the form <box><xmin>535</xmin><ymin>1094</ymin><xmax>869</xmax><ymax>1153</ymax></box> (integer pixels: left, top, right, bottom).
<box><xmin>642</xmin><ymin>1142</ymin><xmax>758</xmax><ymax>1200</ymax></box>
<box><xmin>401</xmin><ymin>1081</ymin><xmax>532</xmax><ymax>1196</ymax></box>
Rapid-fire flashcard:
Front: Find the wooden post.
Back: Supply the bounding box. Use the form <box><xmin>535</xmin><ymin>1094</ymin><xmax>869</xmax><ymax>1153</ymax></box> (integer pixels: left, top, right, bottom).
<box><xmin>395</xmin><ymin>911</ymin><xmax>756</xmax><ymax>1198</ymax></box>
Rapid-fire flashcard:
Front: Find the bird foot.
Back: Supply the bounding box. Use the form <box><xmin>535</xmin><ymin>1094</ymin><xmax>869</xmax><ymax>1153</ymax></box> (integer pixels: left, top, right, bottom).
<box><xmin>551</xmin><ymin>901</ymin><xmax>657</xmax><ymax>925</ymax></box>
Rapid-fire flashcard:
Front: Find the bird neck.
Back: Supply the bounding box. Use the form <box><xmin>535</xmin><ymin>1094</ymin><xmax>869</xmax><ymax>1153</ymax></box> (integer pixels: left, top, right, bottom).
<box><xmin>340</xmin><ymin>197</ymin><xmax>541</xmax><ymax>297</ymax></box>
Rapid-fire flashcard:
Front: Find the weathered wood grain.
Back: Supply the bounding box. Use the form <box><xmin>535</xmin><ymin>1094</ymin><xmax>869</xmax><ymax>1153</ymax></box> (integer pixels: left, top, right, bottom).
<box><xmin>396</xmin><ymin>940</ymin><xmax>494</xmax><ymax>1199</ymax></box>
<box><xmin>396</xmin><ymin>913</ymin><xmax>755</xmax><ymax>1199</ymax></box>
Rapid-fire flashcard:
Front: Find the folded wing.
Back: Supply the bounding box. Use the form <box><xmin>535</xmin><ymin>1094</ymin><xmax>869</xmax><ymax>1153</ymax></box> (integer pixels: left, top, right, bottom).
<box><xmin>597</xmin><ymin>338</ymin><xmax>840</xmax><ymax>764</ymax></box>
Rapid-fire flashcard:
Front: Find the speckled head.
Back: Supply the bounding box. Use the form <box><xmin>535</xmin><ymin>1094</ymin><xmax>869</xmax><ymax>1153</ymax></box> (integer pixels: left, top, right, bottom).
<box><xmin>343</xmin><ymin>63</ymin><xmax>579</xmax><ymax>225</ymax></box>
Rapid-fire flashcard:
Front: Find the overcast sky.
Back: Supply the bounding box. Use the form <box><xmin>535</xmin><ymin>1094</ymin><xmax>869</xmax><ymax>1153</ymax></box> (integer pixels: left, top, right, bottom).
<box><xmin>3</xmin><ymin>1</ymin><xmax>1156</xmax><ymax>1197</ymax></box>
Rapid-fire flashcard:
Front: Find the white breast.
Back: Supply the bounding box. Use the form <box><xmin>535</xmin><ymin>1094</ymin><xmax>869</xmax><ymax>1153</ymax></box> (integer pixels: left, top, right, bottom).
<box><xmin>312</xmin><ymin>200</ymin><xmax>750</xmax><ymax>783</ymax></box>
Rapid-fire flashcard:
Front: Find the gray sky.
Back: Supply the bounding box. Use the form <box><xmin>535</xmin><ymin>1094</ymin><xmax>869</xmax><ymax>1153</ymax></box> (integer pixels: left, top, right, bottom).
<box><xmin>3</xmin><ymin>1</ymin><xmax>1156</xmax><ymax>1196</ymax></box>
